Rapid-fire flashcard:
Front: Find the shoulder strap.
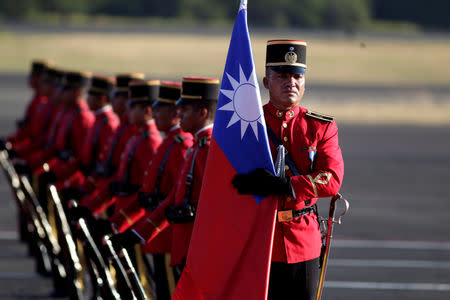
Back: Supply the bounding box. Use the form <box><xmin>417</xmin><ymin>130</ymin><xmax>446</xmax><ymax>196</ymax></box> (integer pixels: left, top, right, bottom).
<box><xmin>122</xmin><ymin>134</ymin><xmax>145</xmax><ymax>184</ymax></box>
<box><xmin>103</xmin><ymin>125</ymin><xmax>127</xmax><ymax>169</ymax></box>
<box><xmin>266</xmin><ymin>126</ymin><xmax>301</xmax><ymax>176</ymax></box>
<box><xmin>183</xmin><ymin>144</ymin><xmax>201</xmax><ymax>204</ymax></box>
<box><xmin>152</xmin><ymin>141</ymin><xmax>176</xmax><ymax>195</ymax></box>
<box><xmin>89</xmin><ymin>117</ymin><xmax>108</xmax><ymax>166</ymax></box>
<box><xmin>46</xmin><ymin>110</ymin><xmax>64</xmax><ymax>147</ymax></box>
<box><xmin>64</xmin><ymin>109</ymin><xmax>80</xmax><ymax>150</ymax></box>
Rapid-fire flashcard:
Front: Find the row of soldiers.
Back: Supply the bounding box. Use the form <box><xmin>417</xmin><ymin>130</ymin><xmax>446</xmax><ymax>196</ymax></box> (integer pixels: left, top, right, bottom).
<box><xmin>1</xmin><ymin>59</ymin><xmax>220</xmax><ymax>299</ymax></box>
<box><xmin>2</xmin><ymin>38</ymin><xmax>346</xmax><ymax>300</ymax></box>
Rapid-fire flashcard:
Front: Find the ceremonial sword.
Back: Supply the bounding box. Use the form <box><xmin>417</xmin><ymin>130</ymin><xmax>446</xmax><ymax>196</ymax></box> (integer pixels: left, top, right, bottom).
<box><xmin>315</xmin><ymin>193</ymin><xmax>349</xmax><ymax>300</ymax></box>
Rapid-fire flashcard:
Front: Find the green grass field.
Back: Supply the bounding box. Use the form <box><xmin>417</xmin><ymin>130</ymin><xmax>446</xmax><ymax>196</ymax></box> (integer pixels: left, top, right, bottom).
<box><xmin>1</xmin><ymin>31</ymin><xmax>450</xmax><ymax>86</ymax></box>
<box><xmin>1</xmin><ymin>30</ymin><xmax>450</xmax><ymax>125</ymax></box>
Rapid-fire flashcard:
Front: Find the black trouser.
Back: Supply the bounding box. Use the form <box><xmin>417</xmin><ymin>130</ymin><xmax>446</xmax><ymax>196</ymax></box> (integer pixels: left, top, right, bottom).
<box><xmin>268</xmin><ymin>258</ymin><xmax>320</xmax><ymax>300</ymax></box>
<box><xmin>145</xmin><ymin>253</ymin><xmax>171</xmax><ymax>300</ymax></box>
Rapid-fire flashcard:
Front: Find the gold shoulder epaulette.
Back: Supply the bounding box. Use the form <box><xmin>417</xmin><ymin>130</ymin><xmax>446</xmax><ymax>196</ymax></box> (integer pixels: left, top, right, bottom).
<box><xmin>305</xmin><ymin>110</ymin><xmax>334</xmax><ymax>122</ymax></box>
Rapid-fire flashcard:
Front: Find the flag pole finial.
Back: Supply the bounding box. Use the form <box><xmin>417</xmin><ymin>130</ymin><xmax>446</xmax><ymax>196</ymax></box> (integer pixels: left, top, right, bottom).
<box><xmin>240</xmin><ymin>0</ymin><xmax>247</xmax><ymax>10</ymax></box>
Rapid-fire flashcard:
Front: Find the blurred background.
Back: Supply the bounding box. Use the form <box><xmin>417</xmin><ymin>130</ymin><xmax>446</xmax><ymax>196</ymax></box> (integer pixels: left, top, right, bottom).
<box><xmin>1</xmin><ymin>1</ymin><xmax>449</xmax><ymax>299</ymax></box>
<box><xmin>1</xmin><ymin>0</ymin><xmax>450</xmax><ymax>124</ymax></box>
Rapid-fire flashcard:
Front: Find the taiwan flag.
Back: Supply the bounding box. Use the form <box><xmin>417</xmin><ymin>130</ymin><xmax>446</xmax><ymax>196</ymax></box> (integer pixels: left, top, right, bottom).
<box><xmin>172</xmin><ymin>1</ymin><xmax>278</xmax><ymax>299</ymax></box>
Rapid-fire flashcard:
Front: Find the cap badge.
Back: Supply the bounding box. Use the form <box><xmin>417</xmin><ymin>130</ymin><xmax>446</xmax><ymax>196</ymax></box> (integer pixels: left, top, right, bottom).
<box><xmin>285</xmin><ymin>51</ymin><xmax>297</xmax><ymax>64</ymax></box>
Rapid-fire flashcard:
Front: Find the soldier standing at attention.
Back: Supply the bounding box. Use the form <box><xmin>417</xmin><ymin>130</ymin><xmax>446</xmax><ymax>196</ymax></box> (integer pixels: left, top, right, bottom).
<box><xmin>111</xmin><ymin>77</ymin><xmax>219</xmax><ymax>284</ymax></box>
<box><xmin>1</xmin><ymin>60</ymin><xmax>52</xmax><ymax>150</ymax></box>
<box><xmin>109</xmin><ymin>81</ymin><xmax>193</xmax><ymax>300</ymax></box>
<box><xmin>78</xmin><ymin>73</ymin><xmax>144</xmax><ymax>196</ymax></box>
<box><xmin>57</xmin><ymin>75</ymin><xmax>120</xmax><ymax>194</ymax></box>
<box><xmin>78</xmin><ymin>80</ymin><xmax>162</xmax><ymax>216</ymax></box>
<box><xmin>232</xmin><ymin>40</ymin><xmax>344</xmax><ymax>300</ymax></box>
<box><xmin>35</xmin><ymin>71</ymin><xmax>95</xmax><ymax>208</ymax></box>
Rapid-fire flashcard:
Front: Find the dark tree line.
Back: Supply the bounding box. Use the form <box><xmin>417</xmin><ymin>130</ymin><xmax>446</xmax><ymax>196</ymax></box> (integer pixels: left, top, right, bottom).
<box><xmin>1</xmin><ymin>0</ymin><xmax>449</xmax><ymax>31</ymax></box>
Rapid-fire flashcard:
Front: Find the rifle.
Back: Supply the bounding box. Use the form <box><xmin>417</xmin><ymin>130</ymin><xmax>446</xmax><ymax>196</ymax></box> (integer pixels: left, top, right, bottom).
<box><xmin>47</xmin><ymin>185</ymin><xmax>85</xmax><ymax>299</ymax></box>
<box><xmin>102</xmin><ymin>235</ymin><xmax>148</xmax><ymax>300</ymax></box>
<box><xmin>72</xmin><ymin>212</ymin><xmax>121</xmax><ymax>300</ymax></box>
<box><xmin>0</xmin><ymin>150</ymin><xmax>53</xmax><ymax>275</ymax></box>
<box><xmin>20</xmin><ymin>176</ymin><xmax>70</xmax><ymax>284</ymax></box>
<box><xmin>315</xmin><ymin>193</ymin><xmax>349</xmax><ymax>300</ymax></box>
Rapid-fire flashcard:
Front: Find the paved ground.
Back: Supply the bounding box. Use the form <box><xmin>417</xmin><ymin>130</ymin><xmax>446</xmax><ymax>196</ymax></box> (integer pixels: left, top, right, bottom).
<box><xmin>1</xmin><ymin>73</ymin><xmax>449</xmax><ymax>299</ymax></box>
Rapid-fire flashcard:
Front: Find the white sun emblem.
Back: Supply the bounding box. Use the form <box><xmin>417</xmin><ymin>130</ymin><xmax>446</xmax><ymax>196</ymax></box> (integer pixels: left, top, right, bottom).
<box><xmin>219</xmin><ymin>65</ymin><xmax>264</xmax><ymax>140</ymax></box>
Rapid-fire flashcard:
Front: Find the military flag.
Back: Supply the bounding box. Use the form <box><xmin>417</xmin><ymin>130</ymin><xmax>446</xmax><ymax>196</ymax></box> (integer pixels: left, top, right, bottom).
<box><xmin>172</xmin><ymin>0</ymin><xmax>278</xmax><ymax>299</ymax></box>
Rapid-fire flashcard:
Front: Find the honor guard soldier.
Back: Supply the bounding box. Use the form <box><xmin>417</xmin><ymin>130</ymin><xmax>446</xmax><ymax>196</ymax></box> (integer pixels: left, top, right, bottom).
<box><xmin>112</xmin><ymin>77</ymin><xmax>219</xmax><ymax>283</ymax></box>
<box><xmin>1</xmin><ymin>60</ymin><xmax>52</xmax><ymax>152</ymax></box>
<box><xmin>232</xmin><ymin>40</ymin><xmax>344</xmax><ymax>300</ymax></box>
<box><xmin>79</xmin><ymin>73</ymin><xmax>145</xmax><ymax>195</ymax></box>
<box><xmin>79</xmin><ymin>80</ymin><xmax>162</xmax><ymax>216</ymax></box>
<box><xmin>25</xmin><ymin>68</ymin><xmax>67</xmax><ymax>170</ymax></box>
<box><xmin>35</xmin><ymin>70</ymin><xmax>95</xmax><ymax>207</ymax></box>
<box><xmin>57</xmin><ymin>75</ymin><xmax>120</xmax><ymax>195</ymax></box>
<box><xmin>6</xmin><ymin>65</ymin><xmax>58</xmax><ymax>160</ymax></box>
<box><xmin>108</xmin><ymin>81</ymin><xmax>193</xmax><ymax>300</ymax></box>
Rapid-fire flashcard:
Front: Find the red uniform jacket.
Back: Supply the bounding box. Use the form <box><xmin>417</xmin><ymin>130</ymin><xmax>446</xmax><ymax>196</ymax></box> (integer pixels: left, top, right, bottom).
<box><xmin>57</xmin><ymin>105</ymin><xmax>120</xmax><ymax>189</ymax></box>
<box><xmin>82</xmin><ymin>121</ymin><xmax>162</xmax><ymax>214</ymax></box>
<box><xmin>26</xmin><ymin>105</ymin><xmax>65</xmax><ymax>170</ymax></box>
<box><xmin>132</xmin><ymin>126</ymin><xmax>212</xmax><ymax>266</ymax></box>
<box><xmin>13</xmin><ymin>101</ymin><xmax>57</xmax><ymax>159</ymax></box>
<box><xmin>80</xmin><ymin>117</ymin><xmax>138</xmax><ymax>194</ymax></box>
<box><xmin>110</xmin><ymin>126</ymin><xmax>192</xmax><ymax>252</ymax></box>
<box><xmin>35</xmin><ymin>101</ymin><xmax>95</xmax><ymax>181</ymax></box>
<box><xmin>264</xmin><ymin>102</ymin><xmax>344</xmax><ymax>263</ymax></box>
<box><xmin>8</xmin><ymin>93</ymin><xmax>47</xmax><ymax>143</ymax></box>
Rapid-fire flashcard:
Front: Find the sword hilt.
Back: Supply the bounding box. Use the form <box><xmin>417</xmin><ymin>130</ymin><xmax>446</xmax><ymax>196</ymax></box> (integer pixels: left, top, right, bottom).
<box><xmin>330</xmin><ymin>193</ymin><xmax>350</xmax><ymax>225</ymax></box>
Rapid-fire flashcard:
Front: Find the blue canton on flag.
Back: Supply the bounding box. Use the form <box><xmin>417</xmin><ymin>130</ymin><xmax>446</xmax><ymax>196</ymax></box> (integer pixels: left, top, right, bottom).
<box><xmin>213</xmin><ymin>0</ymin><xmax>275</xmax><ymax>204</ymax></box>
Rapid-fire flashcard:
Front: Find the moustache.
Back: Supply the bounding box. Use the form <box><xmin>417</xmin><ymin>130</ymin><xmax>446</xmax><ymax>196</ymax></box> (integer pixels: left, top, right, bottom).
<box><xmin>282</xmin><ymin>86</ymin><xmax>298</xmax><ymax>93</ymax></box>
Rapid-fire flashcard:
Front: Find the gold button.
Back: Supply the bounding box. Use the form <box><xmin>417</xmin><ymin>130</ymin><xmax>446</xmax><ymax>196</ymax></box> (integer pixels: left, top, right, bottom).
<box><xmin>285</xmin><ymin>165</ymin><xmax>290</xmax><ymax>171</ymax></box>
<box><xmin>286</xmin><ymin>196</ymin><xmax>293</xmax><ymax>202</ymax></box>
<box><xmin>276</xmin><ymin>110</ymin><xmax>283</xmax><ymax>118</ymax></box>
<box><xmin>282</xmin><ymin>123</ymin><xmax>287</xmax><ymax>128</ymax></box>
<box><xmin>283</xmin><ymin>136</ymin><xmax>288</xmax><ymax>142</ymax></box>
<box><xmin>288</xmin><ymin>111</ymin><xmax>294</xmax><ymax>117</ymax></box>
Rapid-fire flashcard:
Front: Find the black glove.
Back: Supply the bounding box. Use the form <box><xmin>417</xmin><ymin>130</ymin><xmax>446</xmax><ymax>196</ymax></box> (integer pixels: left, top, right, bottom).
<box><xmin>110</xmin><ymin>230</ymin><xmax>142</xmax><ymax>250</ymax></box>
<box><xmin>108</xmin><ymin>180</ymin><xmax>121</xmax><ymax>196</ymax></box>
<box><xmin>95</xmin><ymin>219</ymin><xmax>114</xmax><ymax>236</ymax></box>
<box><xmin>13</xmin><ymin>161</ymin><xmax>32</xmax><ymax>176</ymax></box>
<box><xmin>232</xmin><ymin>168</ymin><xmax>291</xmax><ymax>196</ymax></box>
<box><xmin>70</xmin><ymin>205</ymin><xmax>93</xmax><ymax>221</ymax></box>
<box><xmin>137</xmin><ymin>191</ymin><xmax>152</xmax><ymax>209</ymax></box>
<box><xmin>0</xmin><ymin>138</ymin><xmax>7</xmax><ymax>150</ymax></box>
<box><xmin>38</xmin><ymin>171</ymin><xmax>57</xmax><ymax>185</ymax></box>
<box><xmin>16</xmin><ymin>119</ymin><xmax>27</xmax><ymax>129</ymax></box>
<box><xmin>60</xmin><ymin>187</ymin><xmax>85</xmax><ymax>202</ymax></box>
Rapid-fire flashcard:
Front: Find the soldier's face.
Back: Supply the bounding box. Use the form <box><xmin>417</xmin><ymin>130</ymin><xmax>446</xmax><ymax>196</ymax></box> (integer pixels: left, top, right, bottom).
<box><xmin>112</xmin><ymin>93</ymin><xmax>128</xmax><ymax>116</ymax></box>
<box><xmin>61</xmin><ymin>87</ymin><xmax>77</xmax><ymax>106</ymax></box>
<box><xmin>51</xmin><ymin>85</ymin><xmax>64</xmax><ymax>105</ymax></box>
<box><xmin>28</xmin><ymin>73</ymin><xmax>40</xmax><ymax>91</ymax></box>
<box><xmin>128</xmin><ymin>104</ymin><xmax>145</xmax><ymax>125</ymax></box>
<box><xmin>40</xmin><ymin>78</ymin><xmax>54</xmax><ymax>97</ymax></box>
<box><xmin>87</xmin><ymin>94</ymin><xmax>99</xmax><ymax>111</ymax></box>
<box><xmin>263</xmin><ymin>69</ymin><xmax>305</xmax><ymax>110</ymax></box>
<box><xmin>177</xmin><ymin>104</ymin><xmax>205</xmax><ymax>134</ymax></box>
<box><xmin>153</xmin><ymin>105</ymin><xmax>179</xmax><ymax>132</ymax></box>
